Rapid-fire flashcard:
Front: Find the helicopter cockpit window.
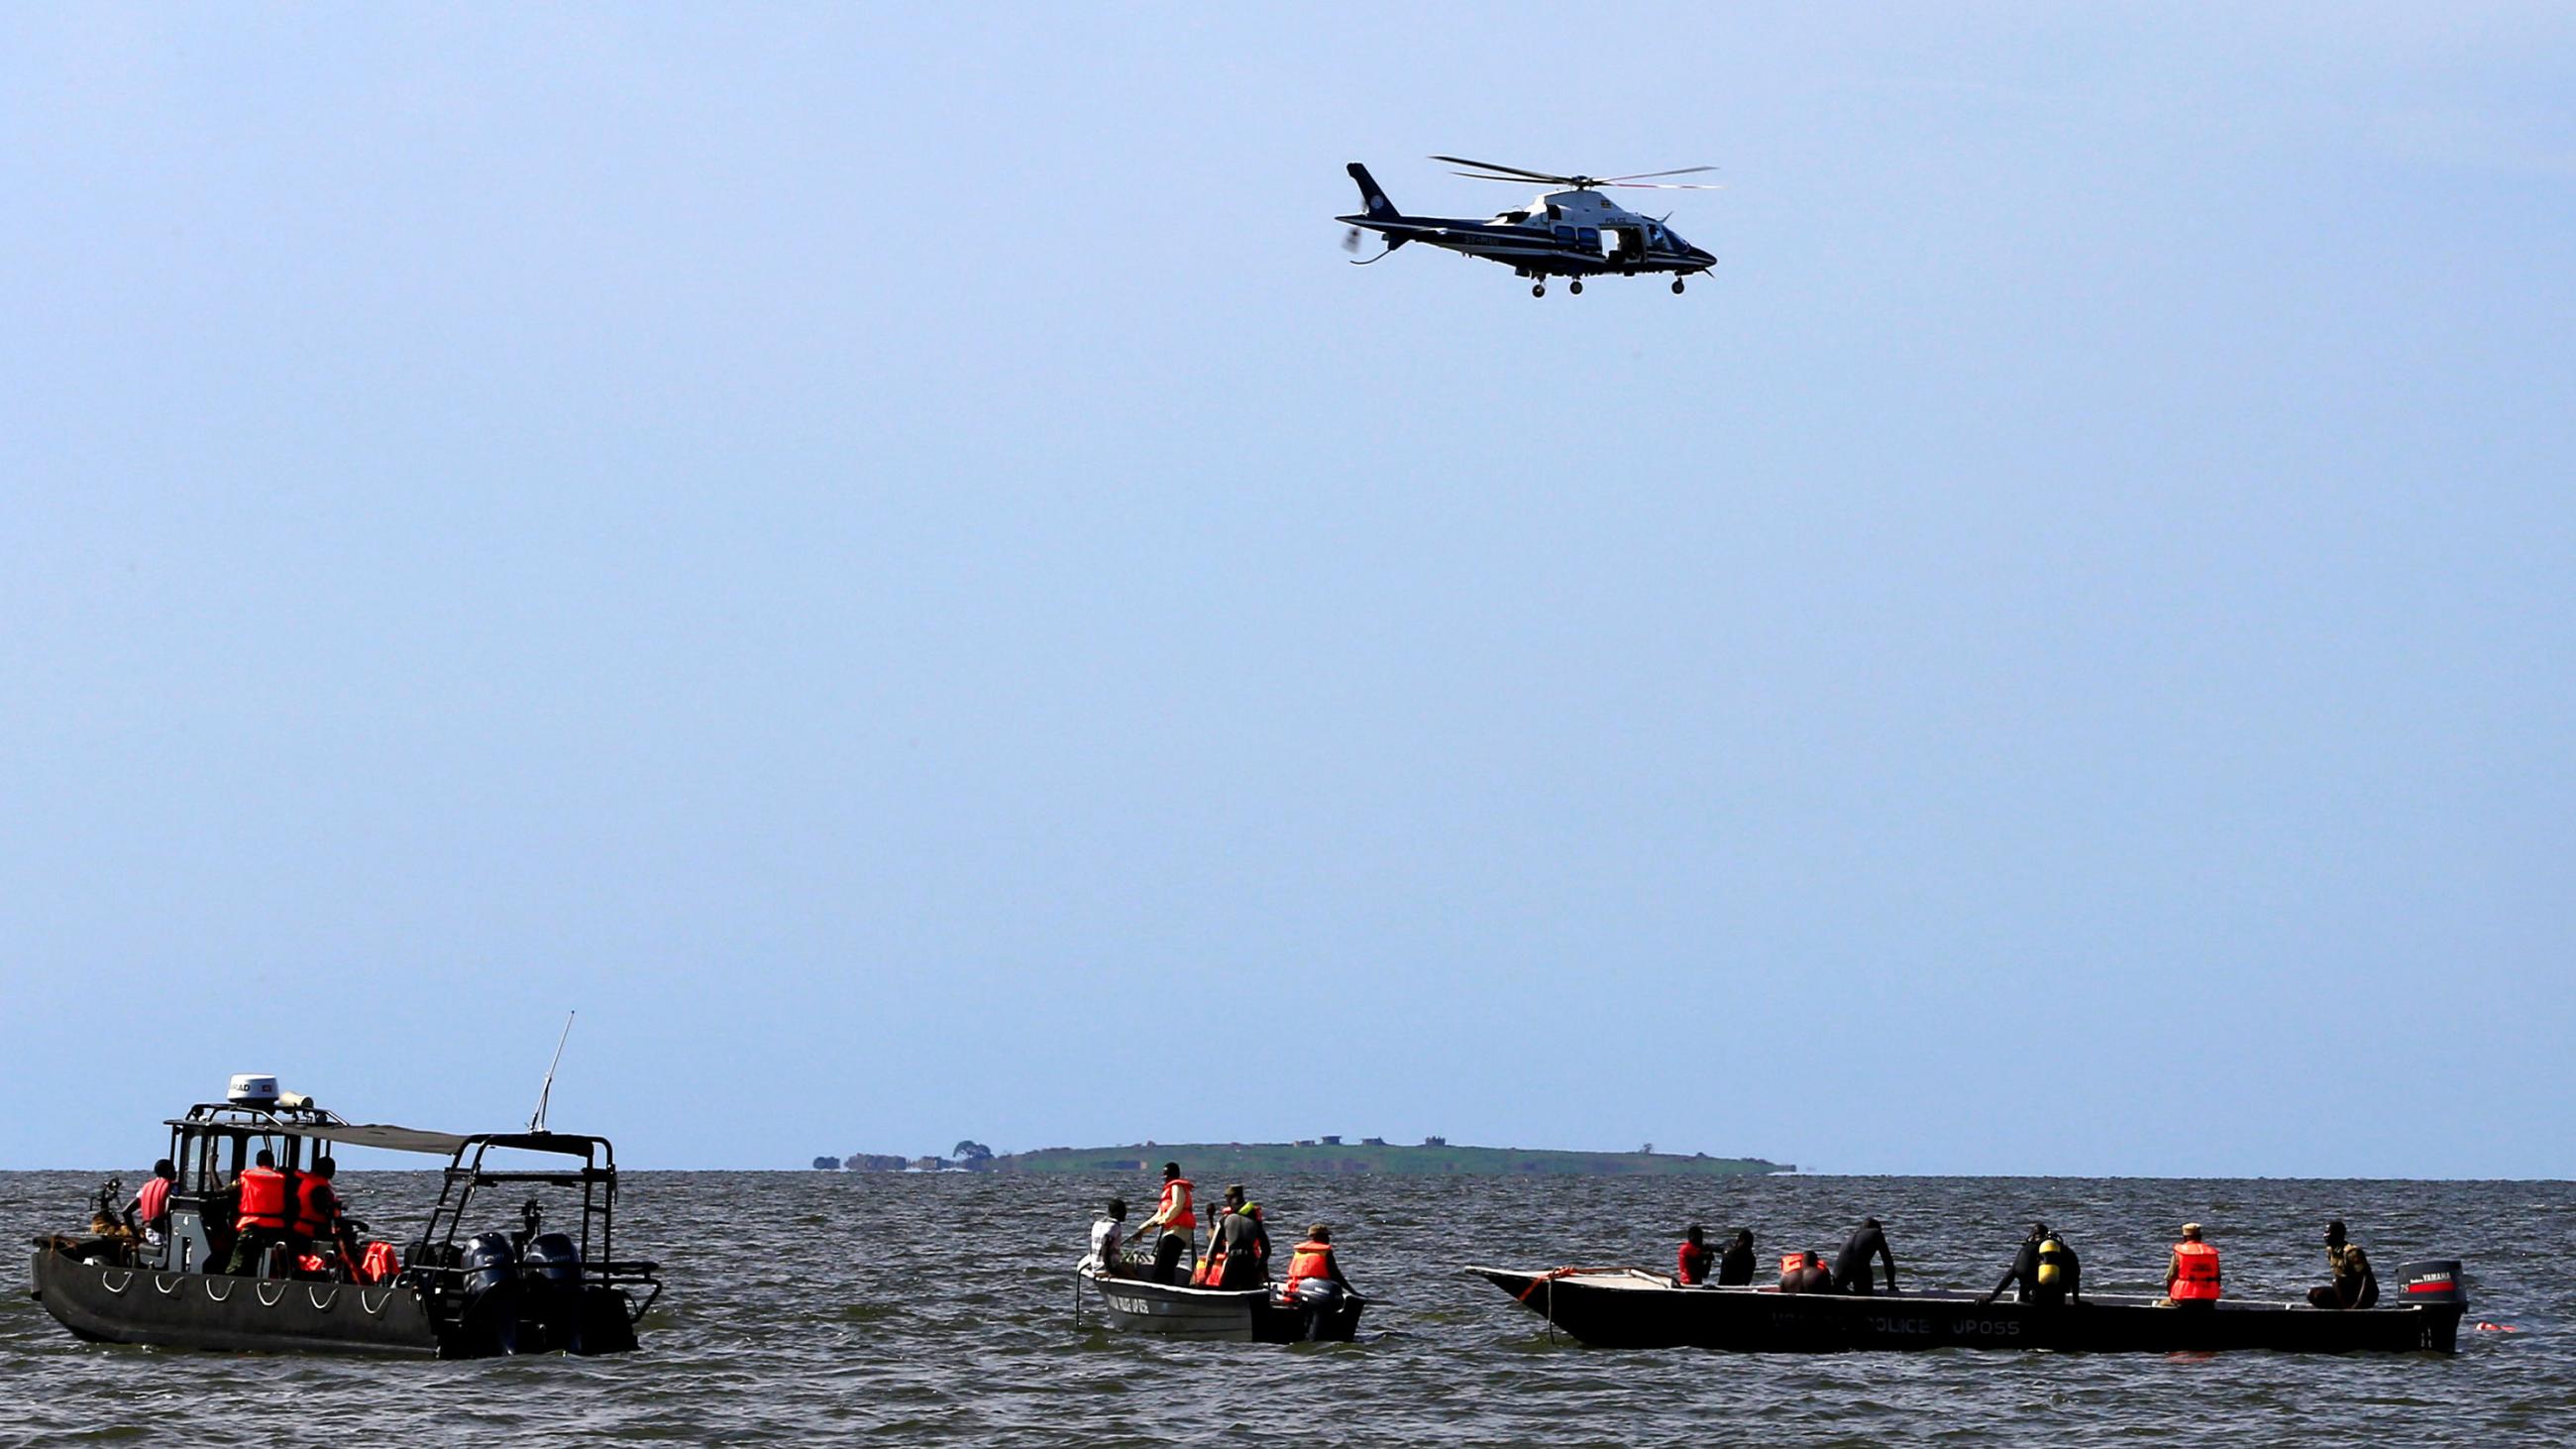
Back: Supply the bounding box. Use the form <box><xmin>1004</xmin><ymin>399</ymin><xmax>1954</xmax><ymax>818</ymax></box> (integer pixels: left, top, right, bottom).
<box><xmin>1663</xmin><ymin>227</ymin><xmax>1692</xmax><ymax>253</ymax></box>
<box><xmin>1546</xmin><ymin>203</ymin><xmax>1562</xmax><ymax>220</ymax></box>
<box><xmin>1502</xmin><ymin>210</ymin><xmax>1529</xmax><ymax>224</ymax></box>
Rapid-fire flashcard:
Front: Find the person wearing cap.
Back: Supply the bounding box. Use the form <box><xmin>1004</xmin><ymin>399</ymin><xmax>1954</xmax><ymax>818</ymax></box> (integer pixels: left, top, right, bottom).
<box><xmin>2164</xmin><ymin>1222</ymin><xmax>2221</xmax><ymax>1306</ymax></box>
<box><xmin>2307</xmin><ymin>1220</ymin><xmax>2379</xmax><ymax>1309</ymax></box>
<box><xmin>1126</xmin><ymin>1162</ymin><xmax>1197</xmax><ymax>1284</ymax></box>
<box><xmin>1206</xmin><ymin>1185</ymin><xmax>1269</xmax><ymax>1289</ymax></box>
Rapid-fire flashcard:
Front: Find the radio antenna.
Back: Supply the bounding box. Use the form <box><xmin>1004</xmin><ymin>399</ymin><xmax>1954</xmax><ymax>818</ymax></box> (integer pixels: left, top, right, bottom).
<box><xmin>529</xmin><ymin>1011</ymin><xmax>576</xmax><ymax>1134</ymax></box>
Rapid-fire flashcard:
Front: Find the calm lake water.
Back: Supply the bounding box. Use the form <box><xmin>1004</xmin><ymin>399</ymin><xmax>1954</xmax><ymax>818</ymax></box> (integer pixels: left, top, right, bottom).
<box><xmin>7</xmin><ymin>1170</ymin><xmax>2568</xmax><ymax>1444</ymax></box>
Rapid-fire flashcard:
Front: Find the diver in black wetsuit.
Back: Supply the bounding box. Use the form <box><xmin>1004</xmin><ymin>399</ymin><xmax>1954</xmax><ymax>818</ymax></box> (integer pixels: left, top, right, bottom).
<box><xmin>1983</xmin><ymin>1222</ymin><xmax>2080</xmax><ymax>1305</ymax></box>
<box><xmin>1717</xmin><ymin>1229</ymin><xmax>1755</xmax><ymax>1286</ymax></box>
<box><xmin>1829</xmin><ymin>1217</ymin><xmax>1897</xmax><ymax>1294</ymax></box>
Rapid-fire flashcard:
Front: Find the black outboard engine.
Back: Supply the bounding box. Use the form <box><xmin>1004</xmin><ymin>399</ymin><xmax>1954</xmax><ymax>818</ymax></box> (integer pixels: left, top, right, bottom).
<box><xmin>2398</xmin><ymin>1261</ymin><xmax>2467</xmax><ymax>1306</ymax></box>
<box><xmin>457</xmin><ymin>1231</ymin><xmax>524</xmax><ymax>1355</ymax></box>
<box><xmin>522</xmin><ymin>1232</ymin><xmax>587</xmax><ymax>1353</ymax></box>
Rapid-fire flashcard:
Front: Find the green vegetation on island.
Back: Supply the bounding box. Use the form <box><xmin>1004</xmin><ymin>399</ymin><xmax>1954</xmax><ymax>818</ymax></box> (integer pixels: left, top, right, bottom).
<box><xmin>819</xmin><ymin>1138</ymin><xmax>1790</xmax><ymax>1176</ymax></box>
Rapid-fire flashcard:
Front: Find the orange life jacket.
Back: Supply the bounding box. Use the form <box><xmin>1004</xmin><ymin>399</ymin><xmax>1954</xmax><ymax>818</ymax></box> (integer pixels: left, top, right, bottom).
<box><xmin>1156</xmin><ymin>1177</ymin><xmax>1196</xmax><ymax>1232</ymax></box>
<box><xmin>356</xmin><ymin>1241</ymin><xmax>401</xmax><ymax>1284</ymax></box>
<box><xmin>1193</xmin><ymin>1250</ymin><xmax>1228</xmax><ymax>1287</ymax></box>
<box><xmin>1779</xmin><ymin>1251</ymin><xmax>1823</xmax><ymax>1276</ymax></box>
<box><xmin>295</xmin><ymin>1252</ymin><xmax>330</xmax><ymax>1278</ymax></box>
<box><xmin>2172</xmin><ymin>1241</ymin><xmax>2221</xmax><ymax>1300</ymax></box>
<box><xmin>294</xmin><ymin>1175</ymin><xmax>339</xmax><ymax>1237</ymax></box>
<box><xmin>1283</xmin><ymin>1240</ymin><xmax>1335</xmax><ymax>1293</ymax></box>
<box><xmin>235</xmin><ymin>1167</ymin><xmax>290</xmax><ymax>1231</ymax></box>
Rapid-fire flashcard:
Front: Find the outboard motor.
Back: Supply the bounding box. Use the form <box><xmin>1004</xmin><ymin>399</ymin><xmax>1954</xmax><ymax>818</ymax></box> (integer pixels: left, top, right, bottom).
<box><xmin>2398</xmin><ymin>1261</ymin><xmax>2467</xmax><ymax>1306</ymax></box>
<box><xmin>457</xmin><ymin>1231</ymin><xmax>524</xmax><ymax>1355</ymax></box>
<box><xmin>522</xmin><ymin>1232</ymin><xmax>587</xmax><ymax>1353</ymax></box>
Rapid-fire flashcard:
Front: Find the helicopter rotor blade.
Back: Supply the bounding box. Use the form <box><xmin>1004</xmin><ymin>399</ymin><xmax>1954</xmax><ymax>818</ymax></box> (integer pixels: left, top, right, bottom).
<box><xmin>1429</xmin><ymin>155</ymin><xmax>1568</xmax><ymax>183</ymax></box>
<box><xmin>1597</xmin><ymin>166</ymin><xmax>1718</xmax><ymax>182</ymax></box>
<box><xmin>1602</xmin><ymin>181</ymin><xmax>1724</xmax><ymax>190</ymax></box>
<box><xmin>1449</xmin><ymin>170</ymin><xmax>1556</xmax><ymax>184</ymax></box>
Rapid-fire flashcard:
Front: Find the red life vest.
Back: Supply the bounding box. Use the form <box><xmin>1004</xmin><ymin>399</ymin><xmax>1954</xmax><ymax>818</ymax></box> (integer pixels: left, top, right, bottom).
<box><xmin>294</xmin><ymin>1252</ymin><xmax>329</xmax><ymax>1278</ymax></box>
<box><xmin>135</xmin><ymin>1176</ymin><xmax>172</xmax><ymax>1230</ymax></box>
<box><xmin>356</xmin><ymin>1241</ymin><xmax>401</xmax><ymax>1284</ymax></box>
<box><xmin>1283</xmin><ymin>1241</ymin><xmax>1335</xmax><ymax>1293</ymax></box>
<box><xmin>1677</xmin><ymin>1243</ymin><xmax>1713</xmax><ymax>1284</ymax></box>
<box><xmin>294</xmin><ymin>1175</ymin><xmax>339</xmax><ymax>1238</ymax></box>
<box><xmin>1779</xmin><ymin>1251</ymin><xmax>1823</xmax><ymax>1276</ymax></box>
<box><xmin>235</xmin><ymin>1168</ymin><xmax>290</xmax><ymax>1231</ymax></box>
<box><xmin>2172</xmin><ymin>1241</ymin><xmax>2221</xmax><ymax>1300</ymax></box>
<box><xmin>1156</xmin><ymin>1177</ymin><xmax>1196</xmax><ymax>1233</ymax></box>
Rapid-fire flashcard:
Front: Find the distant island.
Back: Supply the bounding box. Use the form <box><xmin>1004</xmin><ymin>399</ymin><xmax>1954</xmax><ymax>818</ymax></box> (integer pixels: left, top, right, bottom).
<box><xmin>810</xmin><ymin>1138</ymin><xmax>1790</xmax><ymax>1176</ymax></box>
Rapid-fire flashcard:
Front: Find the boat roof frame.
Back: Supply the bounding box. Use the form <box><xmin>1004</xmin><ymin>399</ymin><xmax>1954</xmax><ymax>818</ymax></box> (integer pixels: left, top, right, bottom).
<box><xmin>165</xmin><ymin>1102</ymin><xmax>613</xmax><ymax>1163</ymax></box>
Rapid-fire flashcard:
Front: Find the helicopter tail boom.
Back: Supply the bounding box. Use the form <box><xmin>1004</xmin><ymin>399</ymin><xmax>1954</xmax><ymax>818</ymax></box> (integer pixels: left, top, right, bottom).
<box><xmin>1345</xmin><ymin>163</ymin><xmax>1400</xmax><ymax>220</ymax></box>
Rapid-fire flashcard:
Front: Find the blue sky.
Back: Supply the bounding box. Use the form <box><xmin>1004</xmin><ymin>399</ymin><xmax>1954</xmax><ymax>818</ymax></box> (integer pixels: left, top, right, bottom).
<box><xmin>4</xmin><ymin>5</ymin><xmax>2570</xmax><ymax>1174</ymax></box>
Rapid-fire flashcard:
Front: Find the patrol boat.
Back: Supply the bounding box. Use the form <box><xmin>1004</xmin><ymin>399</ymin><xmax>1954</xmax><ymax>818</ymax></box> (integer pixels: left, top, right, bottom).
<box><xmin>1468</xmin><ymin>1263</ymin><xmax>2469</xmax><ymax>1354</ymax></box>
<box><xmin>28</xmin><ymin>1075</ymin><xmax>661</xmax><ymax>1358</ymax></box>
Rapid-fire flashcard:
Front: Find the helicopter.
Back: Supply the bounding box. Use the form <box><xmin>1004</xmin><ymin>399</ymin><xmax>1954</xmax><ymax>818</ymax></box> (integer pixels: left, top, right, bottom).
<box><xmin>1338</xmin><ymin>155</ymin><xmax>1718</xmax><ymax>296</ymax></box>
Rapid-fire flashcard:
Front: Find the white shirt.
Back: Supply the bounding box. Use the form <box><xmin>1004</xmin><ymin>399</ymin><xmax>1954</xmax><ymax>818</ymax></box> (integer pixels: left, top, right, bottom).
<box><xmin>1086</xmin><ymin>1217</ymin><xmax>1124</xmax><ymax>1273</ymax></box>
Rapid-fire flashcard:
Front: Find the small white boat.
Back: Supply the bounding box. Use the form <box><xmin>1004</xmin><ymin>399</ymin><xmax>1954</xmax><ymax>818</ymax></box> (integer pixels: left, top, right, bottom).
<box><xmin>1078</xmin><ymin>1267</ymin><xmax>1364</xmax><ymax>1343</ymax></box>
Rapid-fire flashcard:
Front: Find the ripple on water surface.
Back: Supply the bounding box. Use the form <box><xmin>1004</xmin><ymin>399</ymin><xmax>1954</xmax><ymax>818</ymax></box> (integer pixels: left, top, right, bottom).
<box><xmin>4</xmin><ymin>1171</ymin><xmax>2568</xmax><ymax>1444</ymax></box>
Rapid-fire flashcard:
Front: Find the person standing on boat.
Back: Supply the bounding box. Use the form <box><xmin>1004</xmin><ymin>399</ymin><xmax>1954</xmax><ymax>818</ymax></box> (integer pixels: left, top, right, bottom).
<box><xmin>2307</xmin><ymin>1220</ymin><xmax>2379</xmax><ymax>1309</ymax></box>
<box><xmin>1085</xmin><ymin>1197</ymin><xmax>1127</xmax><ymax>1278</ymax></box>
<box><xmin>1127</xmin><ymin>1163</ymin><xmax>1197</xmax><ymax>1284</ymax></box>
<box><xmin>1982</xmin><ymin>1222</ymin><xmax>2080</xmax><ymax>1305</ymax></box>
<box><xmin>1830</xmin><ymin>1217</ymin><xmax>1899</xmax><ymax>1295</ymax></box>
<box><xmin>2164</xmin><ymin>1223</ymin><xmax>2221</xmax><ymax>1306</ymax></box>
<box><xmin>1207</xmin><ymin>1192</ymin><xmax>1270</xmax><ymax>1289</ymax></box>
<box><xmin>1717</xmin><ymin>1229</ymin><xmax>1755</xmax><ymax>1285</ymax></box>
<box><xmin>1677</xmin><ymin>1225</ymin><xmax>1716</xmax><ymax>1284</ymax></box>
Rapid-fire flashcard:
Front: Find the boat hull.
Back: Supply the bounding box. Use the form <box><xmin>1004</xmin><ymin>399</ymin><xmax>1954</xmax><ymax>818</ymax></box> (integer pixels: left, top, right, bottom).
<box><xmin>1469</xmin><ymin>1268</ymin><xmax>2462</xmax><ymax>1354</ymax></box>
<box><xmin>1082</xmin><ymin>1269</ymin><xmax>1364</xmax><ymax>1343</ymax></box>
<box><xmin>32</xmin><ymin>1248</ymin><xmax>443</xmax><ymax>1357</ymax></box>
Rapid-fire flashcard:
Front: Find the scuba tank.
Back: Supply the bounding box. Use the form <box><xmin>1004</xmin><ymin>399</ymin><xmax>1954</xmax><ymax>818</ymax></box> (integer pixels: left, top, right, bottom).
<box><xmin>2036</xmin><ymin>1238</ymin><xmax>2066</xmax><ymax>1288</ymax></box>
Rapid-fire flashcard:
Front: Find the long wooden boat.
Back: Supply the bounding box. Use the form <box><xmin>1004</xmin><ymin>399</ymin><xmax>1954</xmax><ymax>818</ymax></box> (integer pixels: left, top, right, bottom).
<box><xmin>1078</xmin><ymin>1267</ymin><xmax>1364</xmax><ymax>1343</ymax></box>
<box><xmin>1468</xmin><ymin>1263</ymin><xmax>2467</xmax><ymax>1354</ymax></box>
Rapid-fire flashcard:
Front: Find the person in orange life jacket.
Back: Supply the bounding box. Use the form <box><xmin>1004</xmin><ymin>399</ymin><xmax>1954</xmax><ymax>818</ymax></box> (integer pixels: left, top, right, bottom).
<box><xmin>295</xmin><ymin>1157</ymin><xmax>360</xmax><ymax>1269</ymax></box>
<box><xmin>1830</xmin><ymin>1217</ymin><xmax>1898</xmax><ymax>1295</ymax></box>
<box><xmin>222</xmin><ymin>1150</ymin><xmax>302</xmax><ymax>1276</ymax></box>
<box><xmin>1677</xmin><ymin>1225</ymin><xmax>1716</xmax><ymax>1285</ymax></box>
<box><xmin>1281</xmin><ymin>1224</ymin><xmax>1358</xmax><ymax>1341</ymax></box>
<box><xmin>1778</xmin><ymin>1249</ymin><xmax>1835</xmax><ymax>1293</ymax></box>
<box><xmin>122</xmin><ymin>1160</ymin><xmax>176</xmax><ymax>1246</ymax></box>
<box><xmin>1207</xmin><ymin>1187</ymin><xmax>1270</xmax><ymax>1290</ymax></box>
<box><xmin>2164</xmin><ymin>1222</ymin><xmax>2221</xmax><ymax>1306</ymax></box>
<box><xmin>1126</xmin><ymin>1163</ymin><xmax>1197</xmax><ymax>1284</ymax></box>
<box><xmin>1716</xmin><ymin>1229</ymin><xmax>1755</xmax><ymax>1286</ymax></box>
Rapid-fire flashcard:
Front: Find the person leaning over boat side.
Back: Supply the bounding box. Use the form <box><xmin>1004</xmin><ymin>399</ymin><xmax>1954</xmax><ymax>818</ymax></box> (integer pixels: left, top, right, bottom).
<box><xmin>221</xmin><ymin>1150</ymin><xmax>297</xmax><ymax>1277</ymax></box>
<box><xmin>1281</xmin><ymin>1223</ymin><xmax>1358</xmax><ymax>1338</ymax></box>
<box><xmin>1982</xmin><ymin>1222</ymin><xmax>2081</xmax><ymax>1306</ymax></box>
<box><xmin>1830</xmin><ymin>1217</ymin><xmax>1899</xmax><ymax>1295</ymax></box>
<box><xmin>122</xmin><ymin>1160</ymin><xmax>176</xmax><ymax>1247</ymax></box>
<box><xmin>2306</xmin><ymin>1220</ymin><xmax>2379</xmax><ymax>1309</ymax></box>
<box><xmin>1677</xmin><ymin>1224</ymin><xmax>1716</xmax><ymax>1285</ymax></box>
<box><xmin>1127</xmin><ymin>1163</ymin><xmax>1197</xmax><ymax>1284</ymax></box>
<box><xmin>2163</xmin><ymin>1223</ymin><xmax>2221</xmax><ymax>1307</ymax></box>
<box><xmin>1717</xmin><ymin>1228</ymin><xmax>1755</xmax><ymax>1286</ymax></box>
